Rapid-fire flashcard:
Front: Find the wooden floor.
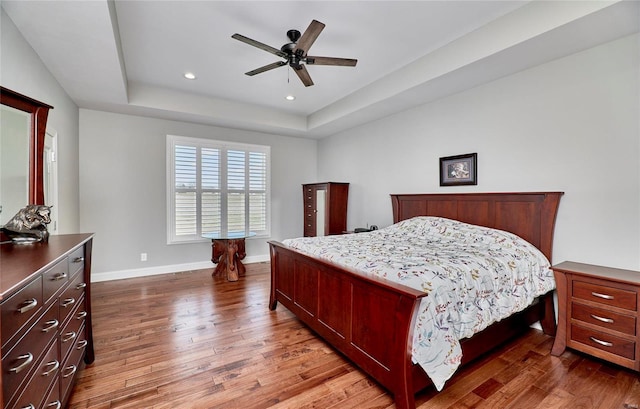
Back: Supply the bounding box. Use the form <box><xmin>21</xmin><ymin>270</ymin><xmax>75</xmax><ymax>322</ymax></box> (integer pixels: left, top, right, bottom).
<box><xmin>69</xmin><ymin>263</ymin><xmax>640</xmax><ymax>409</ymax></box>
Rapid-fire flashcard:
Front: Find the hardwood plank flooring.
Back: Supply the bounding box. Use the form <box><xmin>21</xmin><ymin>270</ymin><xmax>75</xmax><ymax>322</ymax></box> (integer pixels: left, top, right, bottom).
<box><xmin>69</xmin><ymin>263</ymin><xmax>640</xmax><ymax>408</ymax></box>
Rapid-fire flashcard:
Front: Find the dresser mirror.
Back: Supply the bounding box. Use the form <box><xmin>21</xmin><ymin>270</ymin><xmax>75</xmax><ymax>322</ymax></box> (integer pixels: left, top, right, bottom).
<box><xmin>0</xmin><ymin>87</ymin><xmax>52</xmax><ymax>224</ymax></box>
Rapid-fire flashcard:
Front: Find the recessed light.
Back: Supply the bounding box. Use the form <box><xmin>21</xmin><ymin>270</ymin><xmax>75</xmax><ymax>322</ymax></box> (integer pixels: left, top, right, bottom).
<box><xmin>184</xmin><ymin>72</ymin><xmax>196</xmax><ymax>80</ymax></box>
<box><xmin>285</xmin><ymin>95</ymin><xmax>295</xmax><ymax>101</ymax></box>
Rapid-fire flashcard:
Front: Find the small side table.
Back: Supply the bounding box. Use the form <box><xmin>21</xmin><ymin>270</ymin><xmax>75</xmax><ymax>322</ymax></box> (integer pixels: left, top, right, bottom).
<box><xmin>551</xmin><ymin>261</ymin><xmax>640</xmax><ymax>371</ymax></box>
<box><xmin>203</xmin><ymin>231</ymin><xmax>256</xmax><ymax>281</ymax></box>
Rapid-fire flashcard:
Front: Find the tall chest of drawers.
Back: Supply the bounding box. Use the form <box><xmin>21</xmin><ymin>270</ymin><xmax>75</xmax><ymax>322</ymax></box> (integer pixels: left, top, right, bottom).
<box><xmin>1</xmin><ymin>234</ymin><xmax>94</xmax><ymax>409</ymax></box>
<box><xmin>302</xmin><ymin>182</ymin><xmax>349</xmax><ymax>237</ymax></box>
<box><xmin>551</xmin><ymin>261</ymin><xmax>640</xmax><ymax>370</ymax></box>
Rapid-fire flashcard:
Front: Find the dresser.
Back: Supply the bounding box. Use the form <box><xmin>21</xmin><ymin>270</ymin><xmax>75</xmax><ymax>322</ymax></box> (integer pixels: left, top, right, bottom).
<box><xmin>1</xmin><ymin>234</ymin><xmax>94</xmax><ymax>409</ymax></box>
<box><xmin>551</xmin><ymin>261</ymin><xmax>640</xmax><ymax>370</ymax></box>
<box><xmin>302</xmin><ymin>182</ymin><xmax>349</xmax><ymax>237</ymax></box>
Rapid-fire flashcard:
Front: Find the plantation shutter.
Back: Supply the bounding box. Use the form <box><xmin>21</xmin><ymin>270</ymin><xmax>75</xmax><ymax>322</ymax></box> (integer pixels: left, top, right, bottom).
<box><xmin>167</xmin><ymin>135</ymin><xmax>270</xmax><ymax>244</ymax></box>
<box><xmin>227</xmin><ymin>150</ymin><xmax>246</xmax><ymax>233</ymax></box>
<box><xmin>202</xmin><ymin>147</ymin><xmax>222</xmax><ymax>235</ymax></box>
<box><xmin>174</xmin><ymin>145</ymin><xmax>197</xmax><ymax>236</ymax></box>
<box><xmin>249</xmin><ymin>151</ymin><xmax>267</xmax><ymax>232</ymax></box>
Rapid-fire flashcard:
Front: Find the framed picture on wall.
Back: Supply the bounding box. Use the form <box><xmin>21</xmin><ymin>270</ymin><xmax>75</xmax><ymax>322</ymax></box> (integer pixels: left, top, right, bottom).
<box><xmin>440</xmin><ymin>153</ymin><xmax>477</xmax><ymax>186</ymax></box>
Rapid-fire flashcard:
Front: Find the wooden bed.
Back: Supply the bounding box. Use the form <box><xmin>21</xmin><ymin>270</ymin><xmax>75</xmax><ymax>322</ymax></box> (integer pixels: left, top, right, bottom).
<box><xmin>268</xmin><ymin>192</ymin><xmax>563</xmax><ymax>409</ymax></box>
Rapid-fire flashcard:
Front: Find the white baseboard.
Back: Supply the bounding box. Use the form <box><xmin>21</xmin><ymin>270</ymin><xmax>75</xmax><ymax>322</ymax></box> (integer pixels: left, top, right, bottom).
<box><xmin>91</xmin><ymin>254</ymin><xmax>270</xmax><ymax>282</ymax></box>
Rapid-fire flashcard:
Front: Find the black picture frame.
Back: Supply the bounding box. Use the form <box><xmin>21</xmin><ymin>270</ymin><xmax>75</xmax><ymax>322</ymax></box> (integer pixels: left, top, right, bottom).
<box><xmin>440</xmin><ymin>153</ymin><xmax>477</xmax><ymax>186</ymax></box>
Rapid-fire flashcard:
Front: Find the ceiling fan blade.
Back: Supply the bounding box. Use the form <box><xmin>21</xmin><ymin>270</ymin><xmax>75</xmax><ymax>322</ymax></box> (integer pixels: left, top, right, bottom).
<box><xmin>305</xmin><ymin>56</ymin><xmax>357</xmax><ymax>67</ymax></box>
<box><xmin>293</xmin><ymin>64</ymin><xmax>314</xmax><ymax>87</ymax></box>
<box><xmin>232</xmin><ymin>33</ymin><xmax>287</xmax><ymax>59</ymax></box>
<box><xmin>245</xmin><ymin>61</ymin><xmax>287</xmax><ymax>76</ymax></box>
<box><xmin>294</xmin><ymin>20</ymin><xmax>325</xmax><ymax>57</ymax></box>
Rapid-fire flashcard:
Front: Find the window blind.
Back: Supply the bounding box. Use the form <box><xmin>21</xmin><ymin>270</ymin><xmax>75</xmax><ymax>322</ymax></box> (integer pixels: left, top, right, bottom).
<box><xmin>167</xmin><ymin>135</ymin><xmax>270</xmax><ymax>244</ymax></box>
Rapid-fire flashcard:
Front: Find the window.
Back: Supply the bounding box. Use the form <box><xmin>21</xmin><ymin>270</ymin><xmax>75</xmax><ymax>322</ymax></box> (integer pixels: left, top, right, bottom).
<box><xmin>167</xmin><ymin>135</ymin><xmax>270</xmax><ymax>244</ymax></box>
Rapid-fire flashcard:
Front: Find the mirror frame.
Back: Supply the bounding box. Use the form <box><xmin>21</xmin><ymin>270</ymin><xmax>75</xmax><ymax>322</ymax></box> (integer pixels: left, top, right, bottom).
<box><xmin>1</xmin><ymin>86</ymin><xmax>53</xmax><ymax>205</ymax></box>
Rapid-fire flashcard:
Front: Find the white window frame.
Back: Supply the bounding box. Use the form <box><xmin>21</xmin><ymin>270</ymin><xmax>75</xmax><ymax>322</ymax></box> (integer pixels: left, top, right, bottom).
<box><xmin>166</xmin><ymin>134</ymin><xmax>270</xmax><ymax>244</ymax></box>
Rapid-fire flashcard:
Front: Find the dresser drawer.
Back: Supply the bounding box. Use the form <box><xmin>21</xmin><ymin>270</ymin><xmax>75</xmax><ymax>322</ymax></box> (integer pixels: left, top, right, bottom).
<box><xmin>59</xmin><ymin>269</ymin><xmax>87</xmax><ymax>325</ymax></box>
<box><xmin>7</xmin><ymin>339</ymin><xmax>59</xmax><ymax>409</ymax></box>
<box><xmin>68</xmin><ymin>245</ymin><xmax>86</xmax><ymax>277</ymax></box>
<box><xmin>571</xmin><ymin>324</ymin><xmax>635</xmax><ymax>360</ymax></box>
<box><xmin>60</xmin><ymin>324</ymin><xmax>88</xmax><ymax>404</ymax></box>
<box><xmin>60</xmin><ymin>297</ymin><xmax>86</xmax><ymax>362</ymax></box>
<box><xmin>42</xmin><ymin>380</ymin><xmax>61</xmax><ymax>409</ymax></box>
<box><xmin>571</xmin><ymin>301</ymin><xmax>636</xmax><ymax>335</ymax></box>
<box><xmin>572</xmin><ymin>280</ymin><xmax>636</xmax><ymax>311</ymax></box>
<box><xmin>1</xmin><ymin>276</ymin><xmax>43</xmax><ymax>348</ymax></box>
<box><xmin>2</xmin><ymin>302</ymin><xmax>58</xmax><ymax>406</ymax></box>
<box><xmin>43</xmin><ymin>258</ymin><xmax>69</xmax><ymax>304</ymax></box>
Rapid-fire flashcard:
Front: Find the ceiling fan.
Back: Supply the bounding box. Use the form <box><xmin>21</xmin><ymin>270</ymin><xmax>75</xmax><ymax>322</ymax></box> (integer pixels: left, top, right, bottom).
<box><xmin>232</xmin><ymin>20</ymin><xmax>357</xmax><ymax>87</ymax></box>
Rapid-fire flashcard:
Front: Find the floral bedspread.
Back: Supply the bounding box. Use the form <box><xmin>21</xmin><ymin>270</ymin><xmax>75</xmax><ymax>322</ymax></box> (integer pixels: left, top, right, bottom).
<box><xmin>282</xmin><ymin>216</ymin><xmax>555</xmax><ymax>390</ymax></box>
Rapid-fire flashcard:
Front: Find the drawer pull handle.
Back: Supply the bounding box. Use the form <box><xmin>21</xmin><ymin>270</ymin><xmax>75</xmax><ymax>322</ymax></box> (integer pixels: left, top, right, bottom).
<box><xmin>53</xmin><ymin>272</ymin><xmax>68</xmax><ymax>281</ymax></box>
<box><xmin>76</xmin><ymin>311</ymin><xmax>88</xmax><ymax>320</ymax></box>
<box><xmin>590</xmin><ymin>336</ymin><xmax>613</xmax><ymax>347</ymax></box>
<box><xmin>591</xmin><ymin>291</ymin><xmax>614</xmax><ymax>300</ymax></box>
<box><xmin>62</xmin><ymin>331</ymin><xmax>77</xmax><ymax>343</ymax></box>
<box><xmin>62</xmin><ymin>364</ymin><xmax>77</xmax><ymax>378</ymax></box>
<box><xmin>590</xmin><ymin>314</ymin><xmax>614</xmax><ymax>324</ymax></box>
<box><xmin>42</xmin><ymin>360</ymin><xmax>60</xmax><ymax>376</ymax></box>
<box><xmin>9</xmin><ymin>353</ymin><xmax>34</xmax><ymax>373</ymax></box>
<box><xmin>21</xmin><ymin>405</ymin><xmax>36</xmax><ymax>409</ymax></box>
<box><xmin>18</xmin><ymin>298</ymin><xmax>38</xmax><ymax>313</ymax></box>
<box><xmin>61</xmin><ymin>297</ymin><xmax>75</xmax><ymax>308</ymax></box>
<box><xmin>76</xmin><ymin>282</ymin><xmax>87</xmax><ymax>290</ymax></box>
<box><xmin>42</xmin><ymin>319</ymin><xmax>59</xmax><ymax>333</ymax></box>
<box><xmin>77</xmin><ymin>340</ymin><xmax>89</xmax><ymax>349</ymax></box>
<box><xmin>45</xmin><ymin>401</ymin><xmax>61</xmax><ymax>409</ymax></box>
<box><xmin>73</xmin><ymin>256</ymin><xmax>85</xmax><ymax>263</ymax></box>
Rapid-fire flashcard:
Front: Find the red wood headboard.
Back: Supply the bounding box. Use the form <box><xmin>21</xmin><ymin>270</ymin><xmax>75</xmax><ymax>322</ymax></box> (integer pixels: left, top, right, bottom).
<box><xmin>391</xmin><ymin>192</ymin><xmax>563</xmax><ymax>262</ymax></box>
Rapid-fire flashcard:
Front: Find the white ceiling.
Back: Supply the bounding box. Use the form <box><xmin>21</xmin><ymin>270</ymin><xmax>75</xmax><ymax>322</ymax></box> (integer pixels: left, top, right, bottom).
<box><xmin>2</xmin><ymin>1</ymin><xmax>638</xmax><ymax>138</ymax></box>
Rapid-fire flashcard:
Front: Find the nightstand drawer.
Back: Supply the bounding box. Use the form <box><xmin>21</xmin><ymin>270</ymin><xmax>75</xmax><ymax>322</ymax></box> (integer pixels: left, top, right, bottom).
<box><xmin>571</xmin><ymin>324</ymin><xmax>635</xmax><ymax>360</ymax></box>
<box><xmin>573</xmin><ymin>280</ymin><xmax>636</xmax><ymax>311</ymax></box>
<box><xmin>571</xmin><ymin>302</ymin><xmax>636</xmax><ymax>335</ymax></box>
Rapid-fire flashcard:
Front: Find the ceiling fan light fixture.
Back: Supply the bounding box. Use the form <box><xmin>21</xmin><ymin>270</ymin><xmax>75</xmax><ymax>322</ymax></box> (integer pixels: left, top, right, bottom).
<box><xmin>232</xmin><ymin>19</ymin><xmax>357</xmax><ymax>87</ymax></box>
<box><xmin>184</xmin><ymin>72</ymin><xmax>196</xmax><ymax>80</ymax></box>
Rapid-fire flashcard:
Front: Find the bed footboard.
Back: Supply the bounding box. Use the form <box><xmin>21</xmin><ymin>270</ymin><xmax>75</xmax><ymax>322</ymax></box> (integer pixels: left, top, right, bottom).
<box><xmin>269</xmin><ymin>241</ymin><xmax>427</xmax><ymax>409</ymax></box>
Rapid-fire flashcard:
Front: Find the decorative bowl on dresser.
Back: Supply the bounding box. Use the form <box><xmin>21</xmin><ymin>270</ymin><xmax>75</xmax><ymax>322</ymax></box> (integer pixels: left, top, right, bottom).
<box><xmin>551</xmin><ymin>261</ymin><xmax>640</xmax><ymax>370</ymax></box>
<box><xmin>1</xmin><ymin>233</ymin><xmax>94</xmax><ymax>409</ymax></box>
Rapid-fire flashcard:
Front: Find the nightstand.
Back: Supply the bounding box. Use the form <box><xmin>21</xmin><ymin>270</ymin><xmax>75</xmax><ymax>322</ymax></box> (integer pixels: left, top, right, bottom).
<box><xmin>551</xmin><ymin>261</ymin><xmax>640</xmax><ymax>370</ymax></box>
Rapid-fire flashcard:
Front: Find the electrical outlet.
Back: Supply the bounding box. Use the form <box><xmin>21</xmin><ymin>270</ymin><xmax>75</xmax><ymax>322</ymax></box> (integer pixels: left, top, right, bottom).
<box><xmin>140</xmin><ymin>253</ymin><xmax>147</xmax><ymax>262</ymax></box>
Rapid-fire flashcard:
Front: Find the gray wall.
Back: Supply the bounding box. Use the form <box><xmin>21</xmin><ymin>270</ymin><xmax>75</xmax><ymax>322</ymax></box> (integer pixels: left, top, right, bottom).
<box><xmin>318</xmin><ymin>34</ymin><xmax>640</xmax><ymax>270</ymax></box>
<box><xmin>79</xmin><ymin>110</ymin><xmax>316</xmax><ymax>278</ymax></box>
<box><xmin>4</xmin><ymin>4</ymin><xmax>638</xmax><ymax>277</ymax></box>
<box><xmin>1</xmin><ymin>9</ymin><xmax>81</xmax><ymax>233</ymax></box>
